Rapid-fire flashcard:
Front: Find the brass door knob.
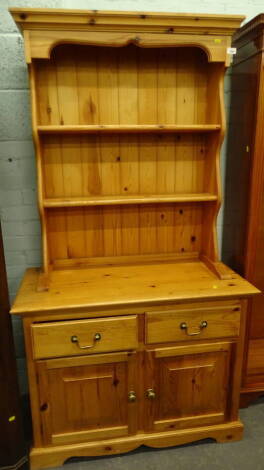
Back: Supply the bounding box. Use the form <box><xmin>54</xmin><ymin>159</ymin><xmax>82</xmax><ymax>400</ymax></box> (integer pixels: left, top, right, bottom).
<box><xmin>128</xmin><ymin>391</ymin><xmax>137</xmax><ymax>402</ymax></box>
<box><xmin>146</xmin><ymin>388</ymin><xmax>156</xmax><ymax>399</ymax></box>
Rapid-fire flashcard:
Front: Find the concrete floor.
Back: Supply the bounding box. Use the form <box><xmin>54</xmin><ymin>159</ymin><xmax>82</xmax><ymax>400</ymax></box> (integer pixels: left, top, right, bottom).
<box><xmin>48</xmin><ymin>397</ymin><xmax>264</xmax><ymax>470</ymax></box>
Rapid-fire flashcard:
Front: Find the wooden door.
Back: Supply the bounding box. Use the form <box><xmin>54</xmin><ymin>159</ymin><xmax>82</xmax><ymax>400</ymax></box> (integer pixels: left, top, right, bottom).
<box><xmin>37</xmin><ymin>351</ymin><xmax>137</xmax><ymax>445</ymax></box>
<box><xmin>145</xmin><ymin>343</ymin><xmax>232</xmax><ymax>432</ymax></box>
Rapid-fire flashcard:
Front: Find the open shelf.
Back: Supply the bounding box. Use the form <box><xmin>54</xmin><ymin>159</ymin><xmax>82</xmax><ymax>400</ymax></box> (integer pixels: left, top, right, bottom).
<box><xmin>43</xmin><ymin>193</ymin><xmax>218</xmax><ymax>208</ymax></box>
<box><xmin>31</xmin><ymin>44</ymin><xmax>225</xmax><ymax>276</ymax></box>
<box><xmin>38</xmin><ymin>124</ymin><xmax>221</xmax><ymax>134</ymax></box>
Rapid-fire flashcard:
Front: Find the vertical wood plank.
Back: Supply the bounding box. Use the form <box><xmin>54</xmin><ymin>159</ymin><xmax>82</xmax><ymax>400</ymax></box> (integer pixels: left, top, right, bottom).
<box><xmin>194</xmin><ymin>50</ymin><xmax>208</xmax><ymax>124</ymax></box>
<box><xmin>98</xmin><ymin>48</ymin><xmax>119</xmax><ymax>124</ymax></box>
<box><xmin>103</xmin><ymin>206</ymin><xmax>122</xmax><ymax>257</ymax></box>
<box><xmin>144</xmin><ymin>350</ymin><xmax>155</xmax><ymax>431</ymax></box>
<box><xmin>137</xmin><ymin>49</ymin><xmax>157</xmax><ymax>259</ymax></box>
<box><xmin>138</xmin><ymin>48</ymin><xmax>158</xmax><ymax>124</ymax></box>
<box><xmin>80</xmin><ymin>135</ymin><xmax>102</xmax><ymax>197</ymax></box>
<box><xmin>127</xmin><ymin>352</ymin><xmax>138</xmax><ymax>435</ymax></box>
<box><xmin>119</xmin><ymin>135</ymin><xmax>139</xmax><ymax>255</ymax></box>
<box><xmin>75</xmin><ymin>46</ymin><xmax>99</xmax><ymax>124</ymax></box>
<box><xmin>120</xmin><ymin>205</ymin><xmax>139</xmax><ymax>255</ymax></box>
<box><xmin>156</xmin><ymin>204</ymin><xmax>175</xmax><ymax>254</ymax></box>
<box><xmin>55</xmin><ymin>45</ymin><xmax>79</xmax><ymax>125</ymax></box>
<box><xmin>175</xmin><ymin>134</ymin><xmax>193</xmax><ymax>193</ymax></box>
<box><xmin>98</xmin><ymin>48</ymin><xmax>121</xmax><ymax>255</ymax></box>
<box><xmin>35</xmin><ymin>57</ymin><xmax>60</xmax><ymax>125</ymax></box>
<box><xmin>84</xmin><ymin>207</ymin><xmax>104</xmax><ymax>257</ymax></box>
<box><xmin>55</xmin><ymin>46</ymin><xmax>86</xmax><ymax>259</ymax></box>
<box><xmin>118</xmin><ymin>46</ymin><xmax>138</xmax><ymax>124</ymax></box>
<box><xmin>156</xmin><ymin>134</ymin><xmax>176</xmax><ymax>194</ymax></box>
<box><xmin>157</xmin><ymin>49</ymin><xmax>176</xmax><ymax>124</ymax></box>
<box><xmin>60</xmin><ymin>137</ymin><xmax>86</xmax><ymax>258</ymax></box>
<box><xmin>139</xmin><ymin>204</ymin><xmax>157</xmax><ymax>254</ymax></box>
<box><xmin>118</xmin><ymin>45</ymin><xmax>139</xmax><ymax>254</ymax></box>
<box><xmin>47</xmin><ymin>209</ymin><xmax>68</xmax><ymax>261</ymax></box>
<box><xmin>176</xmin><ymin>49</ymin><xmax>195</xmax><ymax>124</ymax></box>
<box><xmin>42</xmin><ymin>136</ymin><xmax>64</xmax><ymax>198</ymax></box>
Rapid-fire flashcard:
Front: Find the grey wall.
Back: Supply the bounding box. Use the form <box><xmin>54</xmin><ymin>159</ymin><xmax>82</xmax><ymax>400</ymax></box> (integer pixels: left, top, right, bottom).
<box><xmin>0</xmin><ymin>0</ymin><xmax>262</xmax><ymax>395</ymax></box>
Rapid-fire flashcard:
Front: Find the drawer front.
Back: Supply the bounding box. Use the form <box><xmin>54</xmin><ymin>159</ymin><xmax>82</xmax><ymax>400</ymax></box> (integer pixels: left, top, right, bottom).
<box><xmin>32</xmin><ymin>316</ymin><xmax>138</xmax><ymax>359</ymax></box>
<box><xmin>145</xmin><ymin>305</ymin><xmax>240</xmax><ymax>344</ymax></box>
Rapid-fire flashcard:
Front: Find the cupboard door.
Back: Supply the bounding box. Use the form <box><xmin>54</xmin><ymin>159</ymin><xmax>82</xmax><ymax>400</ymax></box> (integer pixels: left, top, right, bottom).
<box><xmin>145</xmin><ymin>343</ymin><xmax>232</xmax><ymax>432</ymax></box>
<box><xmin>37</xmin><ymin>352</ymin><xmax>137</xmax><ymax>445</ymax></box>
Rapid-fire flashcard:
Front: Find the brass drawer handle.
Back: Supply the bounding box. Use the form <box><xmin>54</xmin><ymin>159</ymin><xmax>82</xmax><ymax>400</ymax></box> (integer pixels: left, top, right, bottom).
<box><xmin>180</xmin><ymin>320</ymin><xmax>208</xmax><ymax>336</ymax></box>
<box><xmin>128</xmin><ymin>391</ymin><xmax>137</xmax><ymax>402</ymax></box>
<box><xmin>71</xmin><ymin>332</ymin><xmax>101</xmax><ymax>349</ymax></box>
<box><xmin>146</xmin><ymin>388</ymin><xmax>156</xmax><ymax>399</ymax></box>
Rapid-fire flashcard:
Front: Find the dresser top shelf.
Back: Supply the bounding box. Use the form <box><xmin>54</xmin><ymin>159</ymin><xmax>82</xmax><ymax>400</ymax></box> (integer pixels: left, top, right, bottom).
<box><xmin>9</xmin><ymin>8</ymin><xmax>245</xmax><ymax>34</ymax></box>
<box><xmin>11</xmin><ymin>259</ymin><xmax>259</xmax><ymax>315</ymax></box>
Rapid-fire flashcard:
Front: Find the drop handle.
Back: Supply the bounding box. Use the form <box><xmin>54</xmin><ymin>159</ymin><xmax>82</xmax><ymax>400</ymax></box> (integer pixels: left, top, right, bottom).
<box><xmin>71</xmin><ymin>332</ymin><xmax>101</xmax><ymax>349</ymax></box>
<box><xmin>128</xmin><ymin>391</ymin><xmax>137</xmax><ymax>402</ymax></box>
<box><xmin>180</xmin><ymin>320</ymin><xmax>208</xmax><ymax>336</ymax></box>
<box><xmin>146</xmin><ymin>388</ymin><xmax>156</xmax><ymax>399</ymax></box>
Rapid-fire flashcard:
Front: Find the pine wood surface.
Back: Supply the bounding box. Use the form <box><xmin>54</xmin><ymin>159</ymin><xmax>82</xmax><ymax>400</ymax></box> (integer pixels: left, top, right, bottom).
<box><xmin>146</xmin><ymin>305</ymin><xmax>241</xmax><ymax>343</ymax></box>
<box><xmin>43</xmin><ymin>193</ymin><xmax>218</xmax><ymax>208</ymax></box>
<box><xmin>22</xmin><ymin>302</ymin><xmax>248</xmax><ymax>468</ymax></box>
<box><xmin>38</xmin><ymin>124</ymin><xmax>221</xmax><ymax>133</ymax></box>
<box><xmin>28</xmin><ymin>421</ymin><xmax>244</xmax><ymax>470</ymax></box>
<box><xmin>145</xmin><ymin>342</ymin><xmax>231</xmax><ymax>432</ymax></box>
<box><xmin>9</xmin><ymin>9</ymin><xmax>257</xmax><ymax>469</ymax></box>
<box><xmin>32</xmin><ymin>315</ymin><xmax>138</xmax><ymax>359</ymax></box>
<box><xmin>11</xmin><ymin>262</ymin><xmax>259</xmax><ymax>315</ymax></box>
<box><xmin>8</xmin><ymin>11</ymin><xmax>243</xmax><ymax>277</ymax></box>
<box><xmin>10</xmin><ymin>9</ymin><xmax>245</xmax><ymax>67</ymax></box>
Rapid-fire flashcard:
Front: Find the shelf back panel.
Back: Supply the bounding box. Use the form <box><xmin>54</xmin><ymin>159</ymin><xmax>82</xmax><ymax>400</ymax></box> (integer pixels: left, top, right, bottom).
<box><xmin>46</xmin><ymin>203</ymin><xmax>204</xmax><ymax>262</ymax></box>
<box><xmin>41</xmin><ymin>133</ymin><xmax>208</xmax><ymax>198</ymax></box>
<box><xmin>32</xmin><ymin>42</ymin><xmax>224</xmax><ymax>269</ymax></box>
<box><xmin>35</xmin><ymin>44</ymin><xmax>214</xmax><ymax>126</ymax></box>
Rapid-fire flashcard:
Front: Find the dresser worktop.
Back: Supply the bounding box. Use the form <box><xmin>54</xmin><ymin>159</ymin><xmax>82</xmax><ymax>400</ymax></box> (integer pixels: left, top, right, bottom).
<box><xmin>11</xmin><ymin>260</ymin><xmax>259</xmax><ymax>316</ymax></box>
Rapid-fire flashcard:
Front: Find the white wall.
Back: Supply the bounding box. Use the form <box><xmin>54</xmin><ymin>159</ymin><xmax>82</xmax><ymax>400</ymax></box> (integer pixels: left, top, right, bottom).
<box><xmin>0</xmin><ymin>0</ymin><xmax>262</xmax><ymax>394</ymax></box>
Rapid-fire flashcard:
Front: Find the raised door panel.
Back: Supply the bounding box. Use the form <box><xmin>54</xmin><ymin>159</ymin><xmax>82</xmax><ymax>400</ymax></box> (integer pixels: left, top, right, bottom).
<box><xmin>145</xmin><ymin>343</ymin><xmax>231</xmax><ymax>432</ymax></box>
<box><xmin>37</xmin><ymin>352</ymin><xmax>137</xmax><ymax>445</ymax></box>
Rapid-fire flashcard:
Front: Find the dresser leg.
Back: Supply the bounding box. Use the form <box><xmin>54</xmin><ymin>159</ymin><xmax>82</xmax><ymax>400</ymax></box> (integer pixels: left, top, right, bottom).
<box><xmin>214</xmin><ymin>425</ymin><xmax>244</xmax><ymax>443</ymax></box>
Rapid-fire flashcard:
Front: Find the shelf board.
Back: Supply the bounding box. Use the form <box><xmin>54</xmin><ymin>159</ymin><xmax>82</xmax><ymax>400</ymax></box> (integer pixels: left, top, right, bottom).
<box><xmin>43</xmin><ymin>193</ymin><xmax>218</xmax><ymax>208</ymax></box>
<box><xmin>38</xmin><ymin>124</ymin><xmax>221</xmax><ymax>134</ymax></box>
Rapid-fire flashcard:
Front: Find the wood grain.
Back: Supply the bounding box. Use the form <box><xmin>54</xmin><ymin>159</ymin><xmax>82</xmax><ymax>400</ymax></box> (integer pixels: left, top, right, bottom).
<box><xmin>23</xmin><ymin>40</ymin><xmax>232</xmax><ymax>273</ymax></box>
<box><xmin>146</xmin><ymin>306</ymin><xmax>241</xmax><ymax>344</ymax></box>
<box><xmin>32</xmin><ymin>315</ymin><xmax>138</xmax><ymax>359</ymax></box>
<box><xmin>11</xmin><ymin>264</ymin><xmax>259</xmax><ymax>316</ymax></box>
<box><xmin>8</xmin><ymin>9</ymin><xmax>256</xmax><ymax>469</ymax></box>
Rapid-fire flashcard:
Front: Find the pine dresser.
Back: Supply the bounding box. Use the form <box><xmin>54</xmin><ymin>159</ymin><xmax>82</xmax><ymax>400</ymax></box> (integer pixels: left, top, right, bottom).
<box><xmin>9</xmin><ymin>8</ymin><xmax>259</xmax><ymax>470</ymax></box>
